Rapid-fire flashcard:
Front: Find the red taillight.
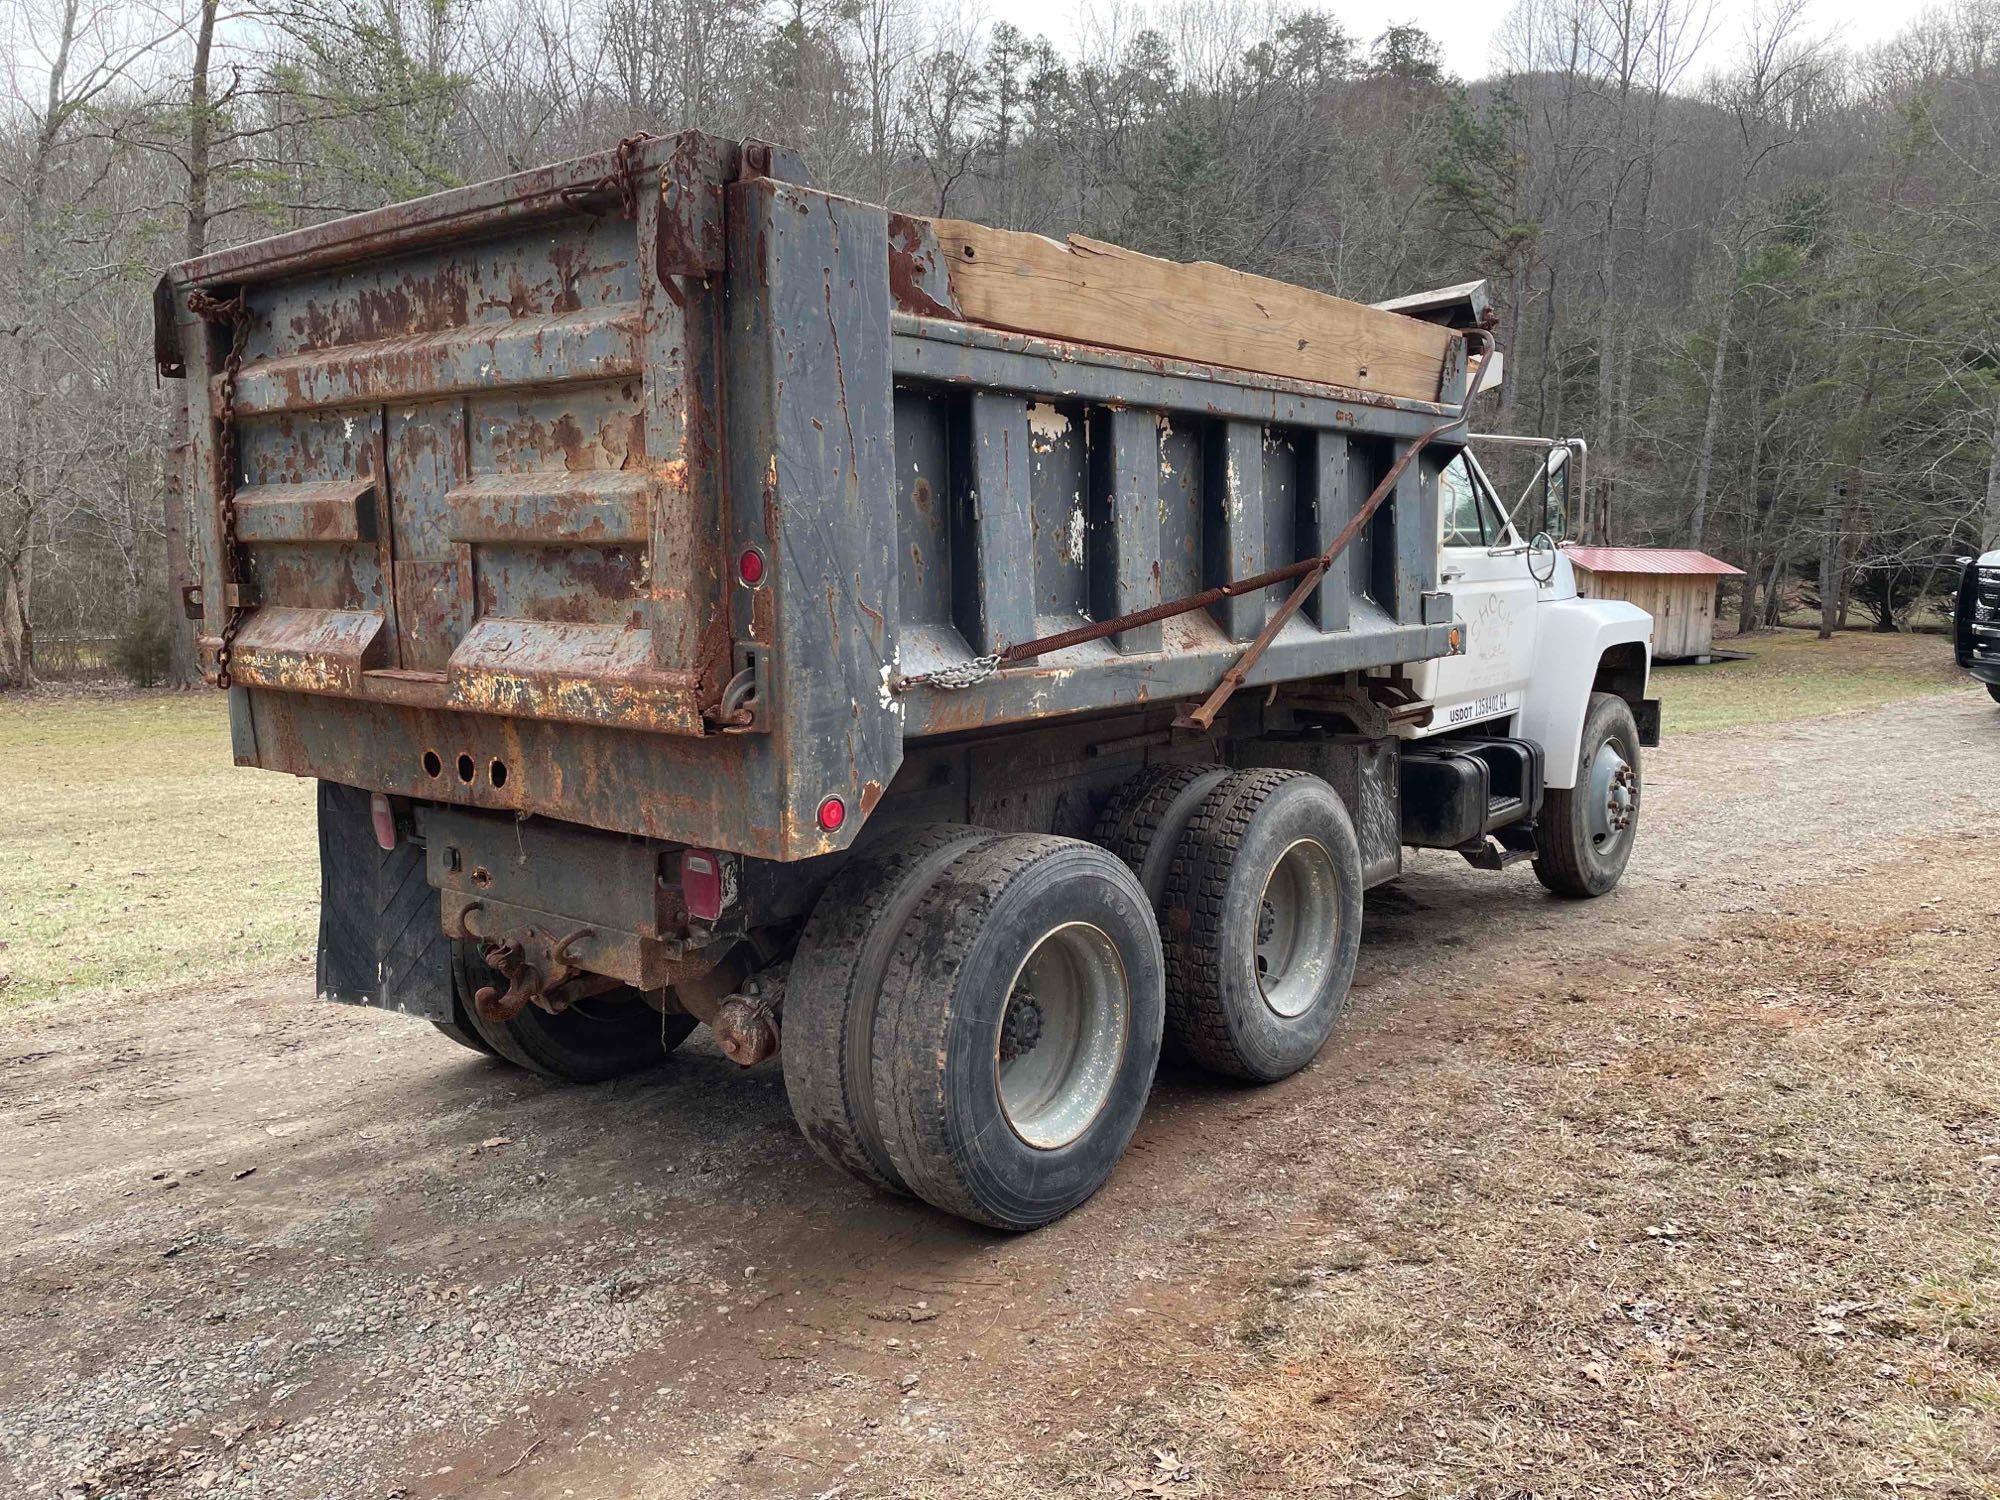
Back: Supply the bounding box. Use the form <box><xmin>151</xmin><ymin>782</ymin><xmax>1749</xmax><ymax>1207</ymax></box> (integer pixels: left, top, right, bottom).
<box><xmin>816</xmin><ymin>795</ymin><xmax>847</xmax><ymax>833</ymax></box>
<box><xmin>737</xmin><ymin>547</ymin><xmax>767</xmax><ymax>587</ymax></box>
<box><xmin>680</xmin><ymin>849</ymin><xmax>725</xmax><ymax>921</ymax></box>
<box><xmin>370</xmin><ymin>793</ymin><xmax>397</xmax><ymax>852</ymax></box>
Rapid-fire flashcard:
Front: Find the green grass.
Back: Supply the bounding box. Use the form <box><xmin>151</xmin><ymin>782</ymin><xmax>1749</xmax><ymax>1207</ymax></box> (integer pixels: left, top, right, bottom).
<box><xmin>1654</xmin><ymin>627</ymin><xmax>1968</xmax><ymax>735</ymax></box>
<box><xmin>0</xmin><ymin>690</ymin><xmax>317</xmax><ymax>1010</ymax></box>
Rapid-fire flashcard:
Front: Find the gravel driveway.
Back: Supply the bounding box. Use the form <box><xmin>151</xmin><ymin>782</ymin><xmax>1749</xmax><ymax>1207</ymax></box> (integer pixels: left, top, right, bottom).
<box><xmin>3</xmin><ymin>688</ymin><xmax>1996</xmax><ymax>1499</ymax></box>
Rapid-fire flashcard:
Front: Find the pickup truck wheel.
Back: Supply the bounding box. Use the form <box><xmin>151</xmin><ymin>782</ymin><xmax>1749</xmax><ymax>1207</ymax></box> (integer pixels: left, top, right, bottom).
<box><xmin>1093</xmin><ymin>763</ymin><xmax>1230</xmax><ymax>902</ymax></box>
<box><xmin>783</xmin><ymin>824</ymin><xmax>999</xmax><ymax>1196</ymax></box>
<box><xmin>1161</xmin><ymin>769</ymin><xmax>1363</xmax><ymax>1083</ymax></box>
<box><xmin>453</xmin><ymin>941</ymin><xmax>695</xmax><ymax>1082</ymax></box>
<box><xmin>1987</xmin><ymin>682</ymin><xmax>2000</xmax><ymax>704</ymax></box>
<box><xmin>872</xmin><ymin>836</ymin><xmax>1164</xmax><ymax>1230</ymax></box>
<box><xmin>1534</xmin><ymin>690</ymin><xmax>1642</xmax><ymax>899</ymax></box>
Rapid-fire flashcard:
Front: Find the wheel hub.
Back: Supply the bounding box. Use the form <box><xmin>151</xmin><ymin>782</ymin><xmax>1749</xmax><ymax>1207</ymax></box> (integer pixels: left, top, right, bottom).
<box><xmin>1253</xmin><ymin>839</ymin><xmax>1341</xmax><ymax>1019</ymax></box>
<box><xmin>1586</xmin><ymin>741</ymin><xmax>1637</xmax><ymax>847</ymax></box>
<box><xmin>994</xmin><ymin>922</ymin><xmax>1130</xmax><ymax>1151</ymax></box>
<box><xmin>999</xmin><ymin>986</ymin><xmax>1045</xmax><ymax>1065</ymax></box>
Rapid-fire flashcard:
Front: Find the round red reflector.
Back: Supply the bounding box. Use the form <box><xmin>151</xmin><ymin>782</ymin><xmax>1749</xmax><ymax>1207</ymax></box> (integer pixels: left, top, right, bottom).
<box><xmin>816</xmin><ymin>795</ymin><xmax>847</xmax><ymax>832</ymax></box>
<box><xmin>737</xmin><ymin>547</ymin><xmax>766</xmax><ymax>586</ymax></box>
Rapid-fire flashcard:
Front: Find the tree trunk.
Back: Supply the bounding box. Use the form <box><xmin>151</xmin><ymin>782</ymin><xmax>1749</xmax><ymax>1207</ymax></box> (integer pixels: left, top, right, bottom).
<box><xmin>1688</xmin><ymin>291</ymin><xmax>1732</xmax><ymax>551</ymax></box>
<box><xmin>159</xmin><ymin>0</ymin><xmax>220</xmax><ymax>689</ymax></box>
<box><xmin>1817</xmin><ymin>482</ymin><xmax>1843</xmax><ymax>640</ymax></box>
<box><xmin>1737</xmin><ymin>550</ymin><xmax>1762</xmax><ymax>634</ymax></box>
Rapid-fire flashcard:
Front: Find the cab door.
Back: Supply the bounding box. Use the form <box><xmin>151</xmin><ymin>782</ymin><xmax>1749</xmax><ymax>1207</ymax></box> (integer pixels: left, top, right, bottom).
<box><xmin>1410</xmin><ymin>451</ymin><xmax>1539</xmax><ymax>734</ymax></box>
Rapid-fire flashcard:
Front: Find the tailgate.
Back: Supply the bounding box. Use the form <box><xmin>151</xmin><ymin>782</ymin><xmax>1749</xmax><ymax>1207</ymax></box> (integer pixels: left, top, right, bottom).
<box><xmin>162</xmin><ymin>135</ymin><xmax>735</xmax><ymax>736</ymax></box>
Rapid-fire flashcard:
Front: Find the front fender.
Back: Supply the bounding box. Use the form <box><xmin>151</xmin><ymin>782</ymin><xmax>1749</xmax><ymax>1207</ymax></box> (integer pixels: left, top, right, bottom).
<box><xmin>1520</xmin><ymin>598</ymin><xmax>1653</xmax><ymax>789</ymax></box>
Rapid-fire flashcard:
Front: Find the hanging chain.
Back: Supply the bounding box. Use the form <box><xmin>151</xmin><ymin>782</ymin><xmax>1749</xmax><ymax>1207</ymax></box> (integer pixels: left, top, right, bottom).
<box><xmin>892</xmin><ymin>652</ymin><xmax>1003</xmax><ymax>694</ymax></box>
<box><xmin>186</xmin><ymin>288</ymin><xmax>251</xmax><ymax>690</ymax></box>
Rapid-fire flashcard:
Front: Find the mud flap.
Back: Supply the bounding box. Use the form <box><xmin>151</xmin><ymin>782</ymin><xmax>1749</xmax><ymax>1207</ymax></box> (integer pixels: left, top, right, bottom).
<box><xmin>1635</xmin><ymin>698</ymin><xmax>1662</xmax><ymax>748</ymax></box>
<box><xmin>315</xmin><ymin>781</ymin><xmax>453</xmax><ymax>1022</ymax></box>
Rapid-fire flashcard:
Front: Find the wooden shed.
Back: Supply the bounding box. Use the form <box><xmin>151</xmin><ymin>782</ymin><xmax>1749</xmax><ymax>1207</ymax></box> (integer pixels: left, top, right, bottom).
<box><xmin>1566</xmin><ymin>547</ymin><xmax>1745</xmax><ymax>663</ymax></box>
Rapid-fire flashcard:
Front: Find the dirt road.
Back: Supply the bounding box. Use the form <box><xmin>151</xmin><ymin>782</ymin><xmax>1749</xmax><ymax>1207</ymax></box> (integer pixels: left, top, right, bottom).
<box><xmin>4</xmin><ymin>690</ymin><xmax>1997</xmax><ymax>1499</ymax></box>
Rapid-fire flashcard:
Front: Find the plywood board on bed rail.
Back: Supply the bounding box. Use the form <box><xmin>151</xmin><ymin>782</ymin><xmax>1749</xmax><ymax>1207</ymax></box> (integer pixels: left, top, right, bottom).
<box><xmin>921</xmin><ymin>219</ymin><xmax>1461</xmax><ymax>404</ymax></box>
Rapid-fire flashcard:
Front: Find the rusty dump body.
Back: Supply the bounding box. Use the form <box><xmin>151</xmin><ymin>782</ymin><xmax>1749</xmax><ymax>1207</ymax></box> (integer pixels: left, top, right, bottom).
<box><xmin>159</xmin><ymin>130</ymin><xmax>1471</xmax><ymax>1011</ymax></box>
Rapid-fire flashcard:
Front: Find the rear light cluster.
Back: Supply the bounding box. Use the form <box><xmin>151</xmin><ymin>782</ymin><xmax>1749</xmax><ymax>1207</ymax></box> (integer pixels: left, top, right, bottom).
<box><xmin>680</xmin><ymin>849</ymin><xmax>727</xmax><ymax>921</ymax></box>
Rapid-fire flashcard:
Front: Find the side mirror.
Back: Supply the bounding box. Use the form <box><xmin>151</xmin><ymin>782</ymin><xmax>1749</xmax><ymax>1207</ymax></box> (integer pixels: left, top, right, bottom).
<box><xmin>1542</xmin><ymin>448</ymin><xmax>1570</xmax><ymax>541</ymax></box>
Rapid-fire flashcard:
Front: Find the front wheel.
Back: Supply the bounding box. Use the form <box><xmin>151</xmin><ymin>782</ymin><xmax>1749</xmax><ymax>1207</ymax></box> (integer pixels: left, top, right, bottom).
<box><xmin>1987</xmin><ymin>682</ymin><xmax>2000</xmax><ymax>705</ymax></box>
<box><xmin>1534</xmin><ymin>691</ymin><xmax>1642</xmax><ymax>899</ymax></box>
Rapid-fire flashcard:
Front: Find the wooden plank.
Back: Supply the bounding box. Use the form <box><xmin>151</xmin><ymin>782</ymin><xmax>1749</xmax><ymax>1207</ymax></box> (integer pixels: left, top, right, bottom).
<box><xmin>928</xmin><ymin>220</ymin><xmax>1460</xmax><ymax>404</ymax></box>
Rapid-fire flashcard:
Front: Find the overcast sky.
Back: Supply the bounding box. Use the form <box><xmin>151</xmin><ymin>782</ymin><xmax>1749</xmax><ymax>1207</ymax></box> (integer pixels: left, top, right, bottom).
<box><xmin>993</xmin><ymin>0</ymin><xmax>1911</xmax><ymax>81</ymax></box>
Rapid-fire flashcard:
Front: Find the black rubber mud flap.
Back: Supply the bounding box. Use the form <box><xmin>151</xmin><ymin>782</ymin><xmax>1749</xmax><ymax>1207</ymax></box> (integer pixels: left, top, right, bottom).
<box><xmin>315</xmin><ymin>782</ymin><xmax>452</xmax><ymax>1023</ymax></box>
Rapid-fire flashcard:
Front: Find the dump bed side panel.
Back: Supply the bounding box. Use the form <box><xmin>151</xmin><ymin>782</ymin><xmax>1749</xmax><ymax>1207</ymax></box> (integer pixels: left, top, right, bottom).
<box><xmin>884</xmin><ymin>320</ymin><xmax>1457</xmax><ymax>737</ymax></box>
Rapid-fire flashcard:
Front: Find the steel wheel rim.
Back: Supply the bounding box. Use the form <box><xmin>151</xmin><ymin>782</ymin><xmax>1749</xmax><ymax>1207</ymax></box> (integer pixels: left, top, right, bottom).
<box><xmin>995</xmin><ymin>922</ymin><xmax>1130</xmax><ymax>1150</ymax></box>
<box><xmin>1586</xmin><ymin>739</ymin><xmax>1638</xmax><ymax>851</ymax></box>
<box><xmin>1255</xmin><ymin>838</ymin><xmax>1340</xmax><ymax>1018</ymax></box>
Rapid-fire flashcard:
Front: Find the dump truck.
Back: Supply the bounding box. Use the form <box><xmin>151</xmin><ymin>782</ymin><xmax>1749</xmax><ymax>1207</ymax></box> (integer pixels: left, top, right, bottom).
<box><xmin>157</xmin><ymin>131</ymin><xmax>1657</xmax><ymax>1229</ymax></box>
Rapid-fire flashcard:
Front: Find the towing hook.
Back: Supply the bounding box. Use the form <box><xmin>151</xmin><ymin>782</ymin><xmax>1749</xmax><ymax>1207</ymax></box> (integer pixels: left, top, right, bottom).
<box><xmin>472</xmin><ymin>939</ymin><xmax>541</xmax><ymax>1024</ymax></box>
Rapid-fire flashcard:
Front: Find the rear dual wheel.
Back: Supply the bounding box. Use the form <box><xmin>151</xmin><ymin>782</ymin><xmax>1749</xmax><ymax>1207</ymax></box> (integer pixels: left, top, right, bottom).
<box><xmin>786</xmin><ymin>829</ymin><xmax>1165</xmax><ymax>1230</ymax></box>
<box><xmin>445</xmin><ymin>941</ymin><xmax>696</xmax><ymax>1083</ymax></box>
<box><xmin>1165</xmin><ymin>771</ymin><xmax>1364</xmax><ymax>1082</ymax></box>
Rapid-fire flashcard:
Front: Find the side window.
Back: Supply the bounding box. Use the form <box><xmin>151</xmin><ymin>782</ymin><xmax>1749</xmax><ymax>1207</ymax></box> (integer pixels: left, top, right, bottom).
<box><xmin>1440</xmin><ymin>455</ymin><xmax>1484</xmax><ymax>547</ymax></box>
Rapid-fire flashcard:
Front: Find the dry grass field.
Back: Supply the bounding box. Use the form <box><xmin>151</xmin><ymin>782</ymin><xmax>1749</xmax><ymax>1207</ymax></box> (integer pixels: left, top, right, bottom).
<box><xmin>0</xmin><ymin>688</ymin><xmax>316</xmax><ymax>1010</ymax></box>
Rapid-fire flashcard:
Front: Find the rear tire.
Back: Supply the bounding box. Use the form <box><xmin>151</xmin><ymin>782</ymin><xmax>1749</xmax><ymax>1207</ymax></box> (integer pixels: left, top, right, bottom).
<box><xmin>872</xmin><ymin>836</ymin><xmax>1165</xmax><ymax>1230</ymax></box>
<box><xmin>1987</xmin><ymin>682</ymin><xmax>2000</xmax><ymax>705</ymax></box>
<box><xmin>783</xmin><ymin>824</ymin><xmax>998</xmax><ymax>1195</ymax></box>
<box><xmin>431</xmin><ymin>992</ymin><xmax>500</xmax><ymax>1060</ymax></box>
<box><xmin>1093</xmin><ymin>763</ymin><xmax>1230</xmax><ymax>903</ymax></box>
<box><xmin>1160</xmin><ymin>770</ymin><xmax>1363</xmax><ymax>1083</ymax></box>
<box><xmin>1534</xmin><ymin>691</ymin><xmax>1642</xmax><ymax>899</ymax></box>
<box><xmin>454</xmin><ymin>941</ymin><xmax>695</xmax><ymax>1083</ymax></box>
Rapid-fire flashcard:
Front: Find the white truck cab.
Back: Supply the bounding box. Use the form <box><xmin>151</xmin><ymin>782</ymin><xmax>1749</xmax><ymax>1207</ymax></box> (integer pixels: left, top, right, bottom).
<box><xmin>1406</xmin><ymin>439</ymin><xmax>1656</xmax><ymax>799</ymax></box>
<box><xmin>1364</xmin><ymin>291</ymin><xmax>1660</xmax><ymax>900</ymax></box>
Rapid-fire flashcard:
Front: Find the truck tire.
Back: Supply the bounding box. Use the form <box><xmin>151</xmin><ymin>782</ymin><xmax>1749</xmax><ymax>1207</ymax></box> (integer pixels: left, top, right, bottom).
<box><xmin>783</xmin><ymin>824</ymin><xmax>999</xmax><ymax>1195</ymax></box>
<box><xmin>1534</xmin><ymin>690</ymin><xmax>1642</xmax><ymax>899</ymax></box>
<box><xmin>454</xmin><ymin>941</ymin><xmax>696</xmax><ymax>1083</ymax></box>
<box><xmin>1093</xmin><ymin>762</ymin><xmax>1230</xmax><ymax>902</ymax></box>
<box><xmin>1987</xmin><ymin>682</ymin><xmax>2000</xmax><ymax>704</ymax></box>
<box><xmin>1160</xmin><ymin>769</ymin><xmax>1363</xmax><ymax>1083</ymax></box>
<box><xmin>872</xmin><ymin>836</ymin><xmax>1164</xmax><ymax>1230</ymax></box>
<box><xmin>431</xmin><ymin>995</ymin><xmax>500</xmax><ymax>1060</ymax></box>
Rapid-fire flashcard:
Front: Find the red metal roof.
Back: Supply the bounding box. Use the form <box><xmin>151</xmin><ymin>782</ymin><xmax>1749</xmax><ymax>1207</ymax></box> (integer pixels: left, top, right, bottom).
<box><xmin>1565</xmin><ymin>546</ymin><xmax>1744</xmax><ymax>577</ymax></box>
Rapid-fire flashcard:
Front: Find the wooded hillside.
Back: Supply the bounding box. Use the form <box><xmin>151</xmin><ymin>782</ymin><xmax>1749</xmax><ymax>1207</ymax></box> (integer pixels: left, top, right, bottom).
<box><xmin>4</xmin><ymin>0</ymin><xmax>1998</xmax><ymax>687</ymax></box>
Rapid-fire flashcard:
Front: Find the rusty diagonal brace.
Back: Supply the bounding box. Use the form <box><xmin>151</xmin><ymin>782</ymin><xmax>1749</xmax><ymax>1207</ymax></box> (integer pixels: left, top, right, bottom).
<box><xmin>988</xmin><ymin>329</ymin><xmax>1498</xmax><ymax>730</ymax></box>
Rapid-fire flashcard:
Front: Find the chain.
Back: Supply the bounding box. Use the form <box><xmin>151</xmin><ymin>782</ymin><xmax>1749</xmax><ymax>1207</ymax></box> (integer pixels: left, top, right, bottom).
<box><xmin>187</xmin><ymin>288</ymin><xmax>252</xmax><ymax>690</ymax></box>
<box><xmin>559</xmin><ymin>131</ymin><xmax>658</xmax><ymax>218</ymax></box>
<box><xmin>893</xmin><ymin>652</ymin><xmax>1003</xmax><ymax>694</ymax></box>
